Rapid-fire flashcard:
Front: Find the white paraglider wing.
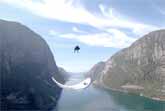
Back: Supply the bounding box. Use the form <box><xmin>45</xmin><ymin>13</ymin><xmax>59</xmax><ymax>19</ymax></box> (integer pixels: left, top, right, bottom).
<box><xmin>52</xmin><ymin>77</ymin><xmax>91</xmax><ymax>90</ymax></box>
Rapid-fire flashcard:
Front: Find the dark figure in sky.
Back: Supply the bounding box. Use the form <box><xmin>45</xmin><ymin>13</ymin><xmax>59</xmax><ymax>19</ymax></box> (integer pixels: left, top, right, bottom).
<box><xmin>74</xmin><ymin>45</ymin><xmax>80</xmax><ymax>53</ymax></box>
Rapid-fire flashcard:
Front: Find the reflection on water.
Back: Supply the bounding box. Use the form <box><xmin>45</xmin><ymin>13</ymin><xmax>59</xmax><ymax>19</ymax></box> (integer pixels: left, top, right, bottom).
<box><xmin>56</xmin><ymin>75</ymin><xmax>165</xmax><ymax>111</ymax></box>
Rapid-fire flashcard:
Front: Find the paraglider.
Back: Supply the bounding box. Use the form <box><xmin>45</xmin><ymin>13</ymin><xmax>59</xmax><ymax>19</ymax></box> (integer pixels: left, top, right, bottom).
<box><xmin>74</xmin><ymin>45</ymin><xmax>80</xmax><ymax>53</ymax></box>
<box><xmin>51</xmin><ymin>45</ymin><xmax>92</xmax><ymax>90</ymax></box>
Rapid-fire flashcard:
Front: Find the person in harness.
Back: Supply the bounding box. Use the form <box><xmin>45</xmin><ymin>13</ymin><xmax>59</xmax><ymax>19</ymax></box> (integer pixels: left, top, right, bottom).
<box><xmin>74</xmin><ymin>45</ymin><xmax>80</xmax><ymax>53</ymax></box>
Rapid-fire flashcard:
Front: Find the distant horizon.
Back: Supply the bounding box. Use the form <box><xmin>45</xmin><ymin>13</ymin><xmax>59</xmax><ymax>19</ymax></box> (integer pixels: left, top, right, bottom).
<box><xmin>0</xmin><ymin>0</ymin><xmax>165</xmax><ymax>72</ymax></box>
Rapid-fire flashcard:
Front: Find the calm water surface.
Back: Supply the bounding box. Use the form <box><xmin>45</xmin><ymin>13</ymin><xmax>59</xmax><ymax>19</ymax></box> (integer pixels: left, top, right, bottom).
<box><xmin>56</xmin><ymin>75</ymin><xmax>165</xmax><ymax>111</ymax></box>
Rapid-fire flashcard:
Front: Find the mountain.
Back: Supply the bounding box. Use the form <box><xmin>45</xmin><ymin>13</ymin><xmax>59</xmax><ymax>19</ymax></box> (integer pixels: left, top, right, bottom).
<box><xmin>91</xmin><ymin>30</ymin><xmax>165</xmax><ymax>100</ymax></box>
<box><xmin>86</xmin><ymin>62</ymin><xmax>105</xmax><ymax>82</ymax></box>
<box><xmin>58</xmin><ymin>67</ymin><xmax>70</xmax><ymax>81</ymax></box>
<box><xmin>0</xmin><ymin>19</ymin><xmax>65</xmax><ymax>110</ymax></box>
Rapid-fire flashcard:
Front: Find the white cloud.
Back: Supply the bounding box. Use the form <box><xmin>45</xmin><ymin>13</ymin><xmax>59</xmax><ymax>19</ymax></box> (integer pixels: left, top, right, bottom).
<box><xmin>49</xmin><ymin>28</ymin><xmax>137</xmax><ymax>48</ymax></box>
<box><xmin>99</xmin><ymin>4</ymin><xmax>114</xmax><ymax>19</ymax></box>
<box><xmin>99</xmin><ymin>4</ymin><xmax>159</xmax><ymax>36</ymax></box>
<box><xmin>0</xmin><ymin>0</ymin><xmax>159</xmax><ymax>33</ymax></box>
<box><xmin>49</xmin><ymin>30</ymin><xmax>59</xmax><ymax>36</ymax></box>
<box><xmin>157</xmin><ymin>8</ymin><xmax>165</xmax><ymax>15</ymax></box>
<box><xmin>1</xmin><ymin>0</ymin><xmax>162</xmax><ymax>48</ymax></box>
<box><xmin>150</xmin><ymin>1</ymin><xmax>165</xmax><ymax>16</ymax></box>
<box><xmin>72</xmin><ymin>26</ymin><xmax>87</xmax><ymax>33</ymax></box>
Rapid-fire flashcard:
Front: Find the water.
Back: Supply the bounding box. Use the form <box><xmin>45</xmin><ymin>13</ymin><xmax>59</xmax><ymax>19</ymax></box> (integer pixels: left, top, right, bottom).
<box><xmin>56</xmin><ymin>75</ymin><xmax>165</xmax><ymax>111</ymax></box>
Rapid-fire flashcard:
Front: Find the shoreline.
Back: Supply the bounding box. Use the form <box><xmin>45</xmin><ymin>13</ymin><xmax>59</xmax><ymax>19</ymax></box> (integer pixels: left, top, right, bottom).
<box><xmin>93</xmin><ymin>82</ymin><xmax>165</xmax><ymax>102</ymax></box>
<box><xmin>108</xmin><ymin>87</ymin><xmax>165</xmax><ymax>102</ymax></box>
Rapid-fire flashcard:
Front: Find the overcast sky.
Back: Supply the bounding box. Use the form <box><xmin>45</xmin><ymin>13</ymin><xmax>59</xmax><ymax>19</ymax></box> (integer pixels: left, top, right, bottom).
<box><xmin>0</xmin><ymin>0</ymin><xmax>165</xmax><ymax>72</ymax></box>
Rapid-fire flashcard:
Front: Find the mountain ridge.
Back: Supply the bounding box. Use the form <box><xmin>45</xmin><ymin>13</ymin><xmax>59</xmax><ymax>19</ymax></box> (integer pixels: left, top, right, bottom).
<box><xmin>89</xmin><ymin>29</ymin><xmax>165</xmax><ymax>101</ymax></box>
<box><xmin>0</xmin><ymin>19</ymin><xmax>64</xmax><ymax>110</ymax></box>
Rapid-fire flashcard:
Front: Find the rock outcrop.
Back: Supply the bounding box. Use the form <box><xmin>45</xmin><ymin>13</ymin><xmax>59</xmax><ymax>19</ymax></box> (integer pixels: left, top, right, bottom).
<box><xmin>0</xmin><ymin>19</ymin><xmax>64</xmax><ymax>110</ymax></box>
<box><xmin>58</xmin><ymin>67</ymin><xmax>70</xmax><ymax>82</ymax></box>
<box><xmin>92</xmin><ymin>30</ymin><xmax>165</xmax><ymax>100</ymax></box>
<box><xmin>86</xmin><ymin>62</ymin><xmax>105</xmax><ymax>83</ymax></box>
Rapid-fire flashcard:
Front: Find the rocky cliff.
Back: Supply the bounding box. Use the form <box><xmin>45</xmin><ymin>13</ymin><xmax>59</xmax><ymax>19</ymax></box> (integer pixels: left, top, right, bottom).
<box><xmin>58</xmin><ymin>67</ymin><xmax>70</xmax><ymax>81</ymax></box>
<box><xmin>0</xmin><ymin>19</ymin><xmax>64</xmax><ymax>110</ymax></box>
<box><xmin>93</xmin><ymin>30</ymin><xmax>165</xmax><ymax>100</ymax></box>
<box><xmin>86</xmin><ymin>62</ymin><xmax>105</xmax><ymax>82</ymax></box>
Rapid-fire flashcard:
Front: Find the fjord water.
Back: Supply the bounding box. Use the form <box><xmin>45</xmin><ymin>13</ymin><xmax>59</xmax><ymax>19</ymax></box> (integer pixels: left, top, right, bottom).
<box><xmin>57</xmin><ymin>75</ymin><xmax>165</xmax><ymax>111</ymax></box>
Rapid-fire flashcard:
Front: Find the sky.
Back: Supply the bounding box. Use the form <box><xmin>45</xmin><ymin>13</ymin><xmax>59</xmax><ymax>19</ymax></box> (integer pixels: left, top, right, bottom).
<box><xmin>0</xmin><ymin>0</ymin><xmax>165</xmax><ymax>72</ymax></box>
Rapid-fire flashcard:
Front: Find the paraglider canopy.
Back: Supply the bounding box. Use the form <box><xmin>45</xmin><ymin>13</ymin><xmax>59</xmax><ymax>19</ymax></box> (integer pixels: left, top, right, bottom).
<box><xmin>74</xmin><ymin>45</ymin><xmax>80</xmax><ymax>53</ymax></box>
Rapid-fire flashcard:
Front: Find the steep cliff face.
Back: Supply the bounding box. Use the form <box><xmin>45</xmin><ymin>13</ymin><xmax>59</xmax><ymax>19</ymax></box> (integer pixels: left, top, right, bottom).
<box><xmin>0</xmin><ymin>19</ymin><xmax>64</xmax><ymax>110</ymax></box>
<box><xmin>86</xmin><ymin>62</ymin><xmax>105</xmax><ymax>82</ymax></box>
<box><xmin>58</xmin><ymin>67</ymin><xmax>70</xmax><ymax>81</ymax></box>
<box><xmin>96</xmin><ymin>30</ymin><xmax>165</xmax><ymax>100</ymax></box>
